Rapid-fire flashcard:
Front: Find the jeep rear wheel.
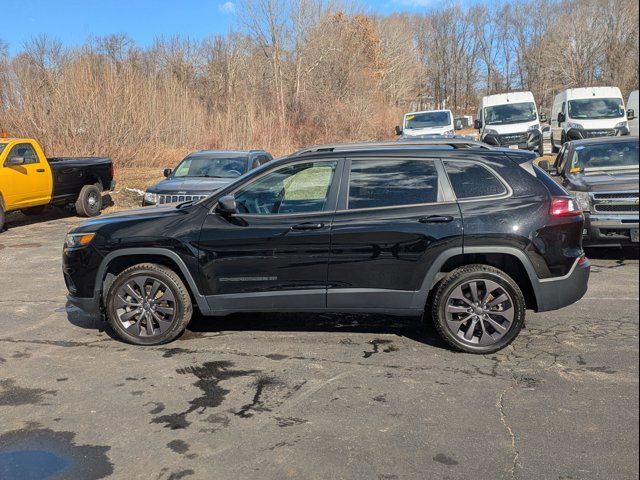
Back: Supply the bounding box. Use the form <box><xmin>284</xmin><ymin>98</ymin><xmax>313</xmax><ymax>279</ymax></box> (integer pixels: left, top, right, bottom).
<box><xmin>0</xmin><ymin>204</ymin><xmax>5</xmax><ymax>232</ymax></box>
<box><xmin>105</xmin><ymin>263</ymin><xmax>193</xmax><ymax>345</ymax></box>
<box><xmin>431</xmin><ymin>265</ymin><xmax>525</xmax><ymax>354</ymax></box>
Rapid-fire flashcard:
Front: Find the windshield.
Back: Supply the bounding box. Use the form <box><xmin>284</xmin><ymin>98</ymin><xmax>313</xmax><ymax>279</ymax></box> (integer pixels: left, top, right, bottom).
<box><xmin>570</xmin><ymin>142</ymin><xmax>639</xmax><ymax>172</ymax></box>
<box><xmin>172</xmin><ymin>155</ymin><xmax>248</xmax><ymax>179</ymax></box>
<box><xmin>404</xmin><ymin>111</ymin><xmax>452</xmax><ymax>129</ymax></box>
<box><xmin>568</xmin><ymin>98</ymin><xmax>625</xmax><ymax>119</ymax></box>
<box><xmin>484</xmin><ymin>102</ymin><xmax>537</xmax><ymax>125</ymax></box>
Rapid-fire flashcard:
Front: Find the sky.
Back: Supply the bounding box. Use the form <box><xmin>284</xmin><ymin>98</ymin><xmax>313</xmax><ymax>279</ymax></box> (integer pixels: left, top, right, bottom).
<box><xmin>1</xmin><ymin>0</ymin><xmax>438</xmax><ymax>55</ymax></box>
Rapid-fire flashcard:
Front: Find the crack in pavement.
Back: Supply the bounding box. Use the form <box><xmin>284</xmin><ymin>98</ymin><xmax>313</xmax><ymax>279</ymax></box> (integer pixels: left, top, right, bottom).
<box><xmin>497</xmin><ymin>381</ymin><xmax>522</xmax><ymax>478</ymax></box>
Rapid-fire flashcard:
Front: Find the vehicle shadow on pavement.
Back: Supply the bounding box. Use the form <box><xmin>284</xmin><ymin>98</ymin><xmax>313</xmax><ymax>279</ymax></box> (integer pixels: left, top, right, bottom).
<box><xmin>585</xmin><ymin>246</ymin><xmax>639</xmax><ymax>261</ymax></box>
<box><xmin>65</xmin><ymin>303</ymin><xmax>451</xmax><ymax>351</ymax></box>
<box><xmin>2</xmin><ymin>195</ymin><xmax>114</xmax><ymax>231</ymax></box>
<box><xmin>185</xmin><ymin>311</ymin><xmax>452</xmax><ymax>351</ymax></box>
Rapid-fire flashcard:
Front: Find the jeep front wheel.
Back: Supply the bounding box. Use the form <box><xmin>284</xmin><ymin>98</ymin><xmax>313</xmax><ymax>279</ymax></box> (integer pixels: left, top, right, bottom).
<box><xmin>105</xmin><ymin>263</ymin><xmax>193</xmax><ymax>345</ymax></box>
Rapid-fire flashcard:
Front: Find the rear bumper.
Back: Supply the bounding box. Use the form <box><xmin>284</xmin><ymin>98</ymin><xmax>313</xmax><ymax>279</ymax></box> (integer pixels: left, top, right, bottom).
<box><xmin>535</xmin><ymin>257</ymin><xmax>590</xmax><ymax>312</ymax></box>
<box><xmin>583</xmin><ymin>213</ymin><xmax>639</xmax><ymax>246</ymax></box>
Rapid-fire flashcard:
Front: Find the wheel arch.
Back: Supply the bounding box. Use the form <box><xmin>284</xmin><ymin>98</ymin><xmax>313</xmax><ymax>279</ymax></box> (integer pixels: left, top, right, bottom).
<box><xmin>96</xmin><ymin>248</ymin><xmax>210</xmax><ymax>313</ymax></box>
<box><xmin>415</xmin><ymin>247</ymin><xmax>541</xmax><ymax>311</ymax></box>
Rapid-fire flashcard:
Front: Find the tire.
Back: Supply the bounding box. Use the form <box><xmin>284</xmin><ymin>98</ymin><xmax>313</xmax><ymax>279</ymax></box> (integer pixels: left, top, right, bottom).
<box><xmin>105</xmin><ymin>263</ymin><xmax>193</xmax><ymax>345</ymax></box>
<box><xmin>430</xmin><ymin>264</ymin><xmax>526</xmax><ymax>354</ymax></box>
<box><xmin>75</xmin><ymin>184</ymin><xmax>102</xmax><ymax>217</ymax></box>
<box><xmin>551</xmin><ymin>134</ymin><xmax>559</xmax><ymax>153</ymax></box>
<box><xmin>21</xmin><ymin>205</ymin><xmax>46</xmax><ymax>216</ymax></box>
<box><xmin>0</xmin><ymin>204</ymin><xmax>5</xmax><ymax>232</ymax></box>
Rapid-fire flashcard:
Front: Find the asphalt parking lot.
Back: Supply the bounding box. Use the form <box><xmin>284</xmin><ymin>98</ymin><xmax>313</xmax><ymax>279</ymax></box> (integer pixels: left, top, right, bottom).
<box><xmin>0</xmin><ymin>212</ymin><xmax>638</xmax><ymax>480</ymax></box>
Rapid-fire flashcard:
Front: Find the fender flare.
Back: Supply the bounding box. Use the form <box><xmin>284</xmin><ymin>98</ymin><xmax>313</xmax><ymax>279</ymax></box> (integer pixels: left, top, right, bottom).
<box><xmin>410</xmin><ymin>246</ymin><xmax>543</xmax><ymax>309</ymax></box>
<box><xmin>95</xmin><ymin>248</ymin><xmax>211</xmax><ymax>313</ymax></box>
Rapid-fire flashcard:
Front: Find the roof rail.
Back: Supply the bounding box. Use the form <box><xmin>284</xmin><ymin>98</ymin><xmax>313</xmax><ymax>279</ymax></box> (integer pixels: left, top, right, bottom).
<box><xmin>291</xmin><ymin>139</ymin><xmax>493</xmax><ymax>156</ymax></box>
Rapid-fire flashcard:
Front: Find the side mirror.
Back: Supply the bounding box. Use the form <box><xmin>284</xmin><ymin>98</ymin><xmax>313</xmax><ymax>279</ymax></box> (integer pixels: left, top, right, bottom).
<box><xmin>538</xmin><ymin>160</ymin><xmax>551</xmax><ymax>172</ymax></box>
<box><xmin>4</xmin><ymin>156</ymin><xmax>25</xmax><ymax>166</ymax></box>
<box><xmin>627</xmin><ymin>109</ymin><xmax>635</xmax><ymax>120</ymax></box>
<box><xmin>539</xmin><ymin>112</ymin><xmax>548</xmax><ymax>123</ymax></box>
<box><xmin>557</xmin><ymin>112</ymin><xmax>565</xmax><ymax>123</ymax></box>
<box><xmin>216</xmin><ymin>195</ymin><xmax>237</xmax><ymax>215</ymax></box>
<box><xmin>455</xmin><ymin>120</ymin><xmax>463</xmax><ymax>130</ymax></box>
<box><xmin>473</xmin><ymin>119</ymin><xmax>482</xmax><ymax>130</ymax></box>
<box><xmin>163</xmin><ymin>168</ymin><xmax>172</xmax><ymax>178</ymax></box>
<box><xmin>394</xmin><ymin>126</ymin><xmax>402</xmax><ymax>136</ymax></box>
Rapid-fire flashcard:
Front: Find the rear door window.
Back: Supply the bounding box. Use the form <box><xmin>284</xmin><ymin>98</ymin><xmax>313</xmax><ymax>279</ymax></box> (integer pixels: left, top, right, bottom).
<box><xmin>347</xmin><ymin>159</ymin><xmax>439</xmax><ymax>210</ymax></box>
<box><xmin>444</xmin><ymin>161</ymin><xmax>507</xmax><ymax>199</ymax></box>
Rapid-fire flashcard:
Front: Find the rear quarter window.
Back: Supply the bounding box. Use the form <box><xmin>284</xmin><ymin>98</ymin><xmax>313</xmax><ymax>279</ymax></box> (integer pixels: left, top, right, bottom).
<box><xmin>444</xmin><ymin>161</ymin><xmax>507</xmax><ymax>199</ymax></box>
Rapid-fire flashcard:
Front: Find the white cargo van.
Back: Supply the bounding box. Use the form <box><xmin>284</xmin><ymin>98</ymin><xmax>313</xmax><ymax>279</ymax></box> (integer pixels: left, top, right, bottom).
<box><xmin>474</xmin><ymin>91</ymin><xmax>544</xmax><ymax>156</ymax></box>
<box><xmin>550</xmin><ymin>87</ymin><xmax>629</xmax><ymax>152</ymax></box>
<box><xmin>627</xmin><ymin>90</ymin><xmax>639</xmax><ymax>136</ymax></box>
<box><xmin>395</xmin><ymin>110</ymin><xmax>455</xmax><ymax>137</ymax></box>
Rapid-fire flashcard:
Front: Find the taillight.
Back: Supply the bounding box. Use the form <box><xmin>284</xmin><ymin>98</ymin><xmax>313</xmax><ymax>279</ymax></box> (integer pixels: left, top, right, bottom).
<box><xmin>550</xmin><ymin>197</ymin><xmax>581</xmax><ymax>217</ymax></box>
<box><xmin>577</xmin><ymin>255</ymin><xmax>588</xmax><ymax>266</ymax></box>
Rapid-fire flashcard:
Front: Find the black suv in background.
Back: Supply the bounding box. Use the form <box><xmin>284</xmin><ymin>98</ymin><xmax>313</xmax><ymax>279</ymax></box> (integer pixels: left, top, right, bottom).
<box><xmin>63</xmin><ymin>140</ymin><xmax>590</xmax><ymax>354</ymax></box>
<box><xmin>142</xmin><ymin>149</ymin><xmax>272</xmax><ymax>206</ymax></box>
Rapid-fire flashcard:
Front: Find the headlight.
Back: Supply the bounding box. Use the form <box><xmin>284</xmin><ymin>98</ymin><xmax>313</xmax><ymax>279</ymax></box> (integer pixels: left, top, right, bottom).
<box><xmin>567</xmin><ymin>122</ymin><xmax>583</xmax><ymax>130</ymax></box>
<box><xmin>484</xmin><ymin>128</ymin><xmax>499</xmax><ymax>136</ymax></box>
<box><xmin>444</xmin><ymin>129</ymin><xmax>455</xmax><ymax>136</ymax></box>
<box><xmin>64</xmin><ymin>232</ymin><xmax>96</xmax><ymax>249</ymax></box>
<box><xmin>573</xmin><ymin>191</ymin><xmax>591</xmax><ymax>212</ymax></box>
<box><xmin>144</xmin><ymin>192</ymin><xmax>158</xmax><ymax>204</ymax></box>
<box><xmin>527</xmin><ymin>124</ymin><xmax>540</xmax><ymax>132</ymax></box>
<box><xmin>615</xmin><ymin>121</ymin><xmax>628</xmax><ymax>129</ymax></box>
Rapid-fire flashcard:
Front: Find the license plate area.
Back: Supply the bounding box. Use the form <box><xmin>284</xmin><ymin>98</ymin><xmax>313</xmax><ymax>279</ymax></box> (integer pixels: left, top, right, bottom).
<box><xmin>508</xmin><ymin>145</ymin><xmax>519</xmax><ymax>150</ymax></box>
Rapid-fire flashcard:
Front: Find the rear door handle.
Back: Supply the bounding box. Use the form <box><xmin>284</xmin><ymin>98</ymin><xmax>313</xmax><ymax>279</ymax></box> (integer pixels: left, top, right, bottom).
<box><xmin>291</xmin><ymin>222</ymin><xmax>325</xmax><ymax>231</ymax></box>
<box><xmin>419</xmin><ymin>215</ymin><xmax>454</xmax><ymax>224</ymax></box>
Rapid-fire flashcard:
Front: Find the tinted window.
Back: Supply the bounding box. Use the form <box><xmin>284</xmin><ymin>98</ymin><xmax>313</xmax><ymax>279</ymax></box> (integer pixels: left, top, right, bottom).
<box><xmin>7</xmin><ymin>143</ymin><xmax>38</xmax><ymax>164</ymax></box>
<box><xmin>445</xmin><ymin>161</ymin><xmax>506</xmax><ymax>199</ymax></box>
<box><xmin>348</xmin><ymin>160</ymin><xmax>439</xmax><ymax>210</ymax></box>
<box><xmin>235</xmin><ymin>161</ymin><xmax>337</xmax><ymax>215</ymax></box>
<box><xmin>173</xmin><ymin>154</ymin><xmax>248</xmax><ymax>179</ymax></box>
<box><xmin>569</xmin><ymin>142</ymin><xmax>639</xmax><ymax>172</ymax></box>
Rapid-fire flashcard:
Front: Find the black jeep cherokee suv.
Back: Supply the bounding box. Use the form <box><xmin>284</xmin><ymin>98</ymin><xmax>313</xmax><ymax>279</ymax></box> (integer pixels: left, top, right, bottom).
<box><xmin>63</xmin><ymin>140</ymin><xmax>590</xmax><ymax>354</ymax></box>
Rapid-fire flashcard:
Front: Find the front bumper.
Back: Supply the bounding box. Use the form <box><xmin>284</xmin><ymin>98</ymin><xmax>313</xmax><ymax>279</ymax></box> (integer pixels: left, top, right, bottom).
<box><xmin>535</xmin><ymin>257</ymin><xmax>590</xmax><ymax>312</ymax></box>
<box><xmin>483</xmin><ymin>130</ymin><xmax>542</xmax><ymax>151</ymax></box>
<box><xmin>566</xmin><ymin>126</ymin><xmax>630</xmax><ymax>141</ymax></box>
<box><xmin>583</xmin><ymin>212</ymin><xmax>639</xmax><ymax>245</ymax></box>
<box><xmin>67</xmin><ymin>294</ymin><xmax>101</xmax><ymax>314</ymax></box>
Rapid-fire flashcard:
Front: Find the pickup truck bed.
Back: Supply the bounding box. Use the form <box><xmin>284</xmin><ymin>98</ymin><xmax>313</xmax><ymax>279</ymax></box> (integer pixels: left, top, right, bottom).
<box><xmin>48</xmin><ymin>157</ymin><xmax>114</xmax><ymax>204</ymax></box>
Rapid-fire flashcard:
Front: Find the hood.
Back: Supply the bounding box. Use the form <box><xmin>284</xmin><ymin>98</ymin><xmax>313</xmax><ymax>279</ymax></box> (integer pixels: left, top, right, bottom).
<box><xmin>566</xmin><ymin>169</ymin><xmax>639</xmax><ymax>192</ymax></box>
<box><xmin>147</xmin><ymin>177</ymin><xmax>233</xmax><ymax>194</ymax></box>
<box><xmin>483</xmin><ymin>120</ymin><xmax>539</xmax><ymax>135</ymax></box>
<box><xmin>72</xmin><ymin>204</ymin><xmax>184</xmax><ymax>232</ymax></box>
<box><xmin>567</xmin><ymin>117</ymin><xmax>626</xmax><ymax>130</ymax></box>
<box><xmin>403</xmin><ymin>125</ymin><xmax>453</xmax><ymax>137</ymax></box>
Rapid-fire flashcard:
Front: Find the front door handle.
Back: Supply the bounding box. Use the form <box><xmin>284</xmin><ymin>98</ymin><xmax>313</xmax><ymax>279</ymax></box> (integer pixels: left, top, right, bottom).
<box><xmin>291</xmin><ymin>222</ymin><xmax>325</xmax><ymax>231</ymax></box>
<box><xmin>419</xmin><ymin>215</ymin><xmax>454</xmax><ymax>224</ymax></box>
<box><xmin>36</xmin><ymin>168</ymin><xmax>46</xmax><ymax>173</ymax></box>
